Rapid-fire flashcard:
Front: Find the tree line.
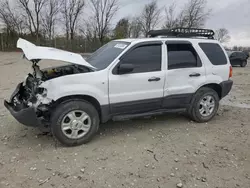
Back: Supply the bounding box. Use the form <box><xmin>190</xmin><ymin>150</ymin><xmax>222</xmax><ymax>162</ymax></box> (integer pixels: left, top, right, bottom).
<box><xmin>0</xmin><ymin>0</ymin><xmax>233</xmax><ymax>52</ymax></box>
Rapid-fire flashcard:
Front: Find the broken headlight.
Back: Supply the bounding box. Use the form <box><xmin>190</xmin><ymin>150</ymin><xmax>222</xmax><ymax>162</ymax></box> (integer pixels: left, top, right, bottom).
<box><xmin>37</xmin><ymin>87</ymin><xmax>47</xmax><ymax>97</ymax></box>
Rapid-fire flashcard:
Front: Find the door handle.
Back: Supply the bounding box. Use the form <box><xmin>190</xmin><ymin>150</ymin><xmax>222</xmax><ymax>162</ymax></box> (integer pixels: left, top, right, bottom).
<box><xmin>189</xmin><ymin>73</ymin><xmax>201</xmax><ymax>77</ymax></box>
<box><xmin>148</xmin><ymin>77</ymin><xmax>161</xmax><ymax>82</ymax></box>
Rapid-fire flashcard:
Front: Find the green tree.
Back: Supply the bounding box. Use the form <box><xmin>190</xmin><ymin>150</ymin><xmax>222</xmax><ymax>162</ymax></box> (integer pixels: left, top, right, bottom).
<box><xmin>114</xmin><ymin>18</ymin><xmax>130</xmax><ymax>39</ymax></box>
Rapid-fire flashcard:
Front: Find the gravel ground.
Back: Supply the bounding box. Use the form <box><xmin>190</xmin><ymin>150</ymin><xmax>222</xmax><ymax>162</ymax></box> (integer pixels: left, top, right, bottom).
<box><xmin>0</xmin><ymin>52</ymin><xmax>249</xmax><ymax>188</ymax></box>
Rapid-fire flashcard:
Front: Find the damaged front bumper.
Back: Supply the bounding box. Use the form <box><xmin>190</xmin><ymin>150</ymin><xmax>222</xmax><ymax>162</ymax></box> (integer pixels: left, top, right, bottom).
<box><xmin>4</xmin><ymin>100</ymin><xmax>43</xmax><ymax>127</ymax></box>
<box><xmin>4</xmin><ymin>83</ymin><xmax>48</xmax><ymax>128</ymax></box>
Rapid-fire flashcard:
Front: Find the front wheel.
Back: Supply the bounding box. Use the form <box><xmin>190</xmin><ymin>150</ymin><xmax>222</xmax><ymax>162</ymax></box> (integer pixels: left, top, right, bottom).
<box><xmin>188</xmin><ymin>87</ymin><xmax>219</xmax><ymax>123</ymax></box>
<box><xmin>51</xmin><ymin>100</ymin><xmax>100</xmax><ymax>146</ymax></box>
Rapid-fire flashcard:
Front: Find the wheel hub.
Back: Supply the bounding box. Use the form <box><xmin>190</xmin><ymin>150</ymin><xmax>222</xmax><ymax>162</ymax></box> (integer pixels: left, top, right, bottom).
<box><xmin>61</xmin><ymin>110</ymin><xmax>91</xmax><ymax>139</ymax></box>
<box><xmin>72</xmin><ymin>120</ymin><xmax>82</xmax><ymax>129</ymax></box>
<box><xmin>199</xmin><ymin>95</ymin><xmax>215</xmax><ymax>117</ymax></box>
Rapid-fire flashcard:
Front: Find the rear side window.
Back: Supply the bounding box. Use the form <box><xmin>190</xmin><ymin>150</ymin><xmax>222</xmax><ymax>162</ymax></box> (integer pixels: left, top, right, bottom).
<box><xmin>230</xmin><ymin>52</ymin><xmax>237</xmax><ymax>57</ymax></box>
<box><xmin>167</xmin><ymin>43</ymin><xmax>200</xmax><ymax>70</ymax></box>
<box><xmin>199</xmin><ymin>43</ymin><xmax>227</xmax><ymax>65</ymax></box>
<box><xmin>238</xmin><ymin>52</ymin><xmax>247</xmax><ymax>59</ymax></box>
<box><xmin>119</xmin><ymin>44</ymin><xmax>162</xmax><ymax>73</ymax></box>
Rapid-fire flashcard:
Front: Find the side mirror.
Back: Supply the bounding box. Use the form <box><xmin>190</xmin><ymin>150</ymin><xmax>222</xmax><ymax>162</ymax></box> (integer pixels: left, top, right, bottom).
<box><xmin>118</xmin><ymin>63</ymin><xmax>134</xmax><ymax>74</ymax></box>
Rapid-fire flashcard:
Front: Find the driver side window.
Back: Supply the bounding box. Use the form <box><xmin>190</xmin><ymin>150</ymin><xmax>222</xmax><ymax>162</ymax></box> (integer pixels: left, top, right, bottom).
<box><xmin>118</xmin><ymin>44</ymin><xmax>162</xmax><ymax>74</ymax></box>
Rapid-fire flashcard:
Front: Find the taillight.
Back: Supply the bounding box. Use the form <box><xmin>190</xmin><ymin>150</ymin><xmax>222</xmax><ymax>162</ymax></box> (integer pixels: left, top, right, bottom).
<box><xmin>229</xmin><ymin>65</ymin><xmax>233</xmax><ymax>78</ymax></box>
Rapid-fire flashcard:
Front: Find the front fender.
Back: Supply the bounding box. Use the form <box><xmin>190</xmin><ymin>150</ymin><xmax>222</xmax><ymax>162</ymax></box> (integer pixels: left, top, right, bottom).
<box><xmin>51</xmin><ymin>84</ymin><xmax>108</xmax><ymax>105</ymax></box>
<box><xmin>40</xmin><ymin>75</ymin><xmax>109</xmax><ymax>105</ymax></box>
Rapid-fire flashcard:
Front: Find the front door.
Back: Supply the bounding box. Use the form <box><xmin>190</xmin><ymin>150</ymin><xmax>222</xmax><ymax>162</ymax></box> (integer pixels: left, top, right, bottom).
<box><xmin>109</xmin><ymin>42</ymin><xmax>165</xmax><ymax>115</ymax></box>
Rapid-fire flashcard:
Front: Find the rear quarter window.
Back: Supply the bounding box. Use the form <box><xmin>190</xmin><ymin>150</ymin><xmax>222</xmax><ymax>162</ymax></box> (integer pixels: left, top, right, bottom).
<box><xmin>199</xmin><ymin>43</ymin><xmax>227</xmax><ymax>65</ymax></box>
<box><xmin>238</xmin><ymin>52</ymin><xmax>247</xmax><ymax>59</ymax></box>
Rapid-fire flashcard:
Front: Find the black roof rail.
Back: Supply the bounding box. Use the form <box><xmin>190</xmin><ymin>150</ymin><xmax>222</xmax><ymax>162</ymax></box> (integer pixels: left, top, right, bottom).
<box><xmin>148</xmin><ymin>28</ymin><xmax>215</xmax><ymax>39</ymax></box>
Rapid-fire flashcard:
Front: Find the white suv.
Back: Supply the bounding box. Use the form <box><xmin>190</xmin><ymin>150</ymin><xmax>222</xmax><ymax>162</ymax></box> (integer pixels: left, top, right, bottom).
<box><xmin>4</xmin><ymin>28</ymin><xmax>233</xmax><ymax>146</ymax></box>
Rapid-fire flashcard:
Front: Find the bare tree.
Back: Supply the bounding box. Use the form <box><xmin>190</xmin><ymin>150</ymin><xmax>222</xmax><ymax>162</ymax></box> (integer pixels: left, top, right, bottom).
<box><xmin>163</xmin><ymin>3</ymin><xmax>187</xmax><ymax>29</ymax></box>
<box><xmin>0</xmin><ymin>0</ymin><xmax>25</xmax><ymax>35</ymax></box>
<box><xmin>79</xmin><ymin>20</ymin><xmax>99</xmax><ymax>52</ymax></box>
<box><xmin>18</xmin><ymin>0</ymin><xmax>46</xmax><ymax>41</ymax></box>
<box><xmin>177</xmin><ymin>10</ymin><xmax>188</xmax><ymax>28</ymax></box>
<box><xmin>89</xmin><ymin>0</ymin><xmax>119</xmax><ymax>45</ymax></box>
<box><xmin>163</xmin><ymin>3</ymin><xmax>178</xmax><ymax>29</ymax></box>
<box><xmin>62</xmin><ymin>0</ymin><xmax>69</xmax><ymax>40</ymax></box>
<box><xmin>41</xmin><ymin>0</ymin><xmax>60</xmax><ymax>40</ymax></box>
<box><xmin>215</xmin><ymin>28</ymin><xmax>230</xmax><ymax>43</ymax></box>
<box><xmin>138</xmin><ymin>0</ymin><xmax>161</xmax><ymax>37</ymax></box>
<box><xmin>79</xmin><ymin>19</ymin><xmax>97</xmax><ymax>42</ymax></box>
<box><xmin>182</xmin><ymin>0</ymin><xmax>211</xmax><ymax>28</ymax></box>
<box><xmin>61</xmin><ymin>0</ymin><xmax>85</xmax><ymax>41</ymax></box>
<box><xmin>128</xmin><ymin>17</ymin><xmax>142</xmax><ymax>38</ymax></box>
<box><xmin>163</xmin><ymin>0</ymin><xmax>210</xmax><ymax>29</ymax></box>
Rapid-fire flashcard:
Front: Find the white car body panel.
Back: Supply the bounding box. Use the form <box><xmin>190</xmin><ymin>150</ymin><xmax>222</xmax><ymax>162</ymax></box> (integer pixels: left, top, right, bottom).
<box><xmin>109</xmin><ymin>71</ymin><xmax>165</xmax><ymax>104</ymax></box>
<box><xmin>40</xmin><ymin>71</ymin><xmax>109</xmax><ymax>105</ymax></box>
<box><xmin>200</xmin><ymin>42</ymin><xmax>230</xmax><ymax>83</ymax></box>
<box><xmin>17</xmin><ymin>38</ymin><xmax>96</xmax><ymax>69</ymax></box>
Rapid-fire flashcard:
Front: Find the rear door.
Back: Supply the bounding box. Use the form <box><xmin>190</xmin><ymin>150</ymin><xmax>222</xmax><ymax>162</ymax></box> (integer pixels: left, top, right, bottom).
<box><xmin>163</xmin><ymin>41</ymin><xmax>206</xmax><ymax>109</ymax></box>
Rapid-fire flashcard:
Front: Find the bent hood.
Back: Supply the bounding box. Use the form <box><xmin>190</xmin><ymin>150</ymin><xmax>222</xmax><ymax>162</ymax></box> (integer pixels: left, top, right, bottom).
<box><xmin>17</xmin><ymin>38</ymin><xmax>96</xmax><ymax>69</ymax></box>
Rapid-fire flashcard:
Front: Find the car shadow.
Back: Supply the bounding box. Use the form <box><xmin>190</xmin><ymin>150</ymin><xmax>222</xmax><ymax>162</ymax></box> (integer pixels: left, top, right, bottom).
<box><xmin>91</xmin><ymin>113</ymin><xmax>191</xmax><ymax>141</ymax></box>
<box><xmin>8</xmin><ymin>113</ymin><xmax>192</xmax><ymax>148</ymax></box>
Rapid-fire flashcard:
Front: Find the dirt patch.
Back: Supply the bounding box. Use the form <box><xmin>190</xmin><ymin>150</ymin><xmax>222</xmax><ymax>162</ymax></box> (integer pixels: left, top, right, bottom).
<box><xmin>0</xmin><ymin>52</ymin><xmax>249</xmax><ymax>188</ymax></box>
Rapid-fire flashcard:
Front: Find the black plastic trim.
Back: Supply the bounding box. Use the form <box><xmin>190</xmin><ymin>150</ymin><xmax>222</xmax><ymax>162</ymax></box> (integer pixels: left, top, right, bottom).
<box><xmin>112</xmin><ymin>108</ymin><xmax>186</xmax><ymax>121</ymax></box>
<box><xmin>220</xmin><ymin>80</ymin><xmax>233</xmax><ymax>98</ymax></box>
<box><xmin>101</xmin><ymin>93</ymin><xmax>194</xmax><ymax>122</ymax></box>
<box><xmin>100</xmin><ymin>105</ymin><xmax>111</xmax><ymax>123</ymax></box>
<box><xmin>162</xmin><ymin>94</ymin><xmax>193</xmax><ymax>109</ymax></box>
<box><xmin>110</xmin><ymin>98</ymin><xmax>162</xmax><ymax>115</ymax></box>
<box><xmin>4</xmin><ymin>100</ymin><xmax>43</xmax><ymax>127</ymax></box>
<box><xmin>166</xmin><ymin>40</ymin><xmax>191</xmax><ymax>44</ymax></box>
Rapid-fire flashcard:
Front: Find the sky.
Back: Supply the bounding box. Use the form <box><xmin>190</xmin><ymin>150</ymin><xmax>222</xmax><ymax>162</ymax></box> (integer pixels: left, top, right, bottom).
<box><xmin>1</xmin><ymin>0</ymin><xmax>249</xmax><ymax>47</ymax></box>
<box><xmin>113</xmin><ymin>0</ymin><xmax>250</xmax><ymax>47</ymax></box>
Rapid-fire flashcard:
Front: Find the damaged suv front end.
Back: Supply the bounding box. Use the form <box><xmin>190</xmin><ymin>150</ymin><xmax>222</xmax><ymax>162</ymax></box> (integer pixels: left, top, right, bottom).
<box><xmin>4</xmin><ymin>38</ymin><xmax>96</xmax><ymax>130</ymax></box>
<box><xmin>4</xmin><ymin>80</ymin><xmax>49</xmax><ymax>128</ymax></box>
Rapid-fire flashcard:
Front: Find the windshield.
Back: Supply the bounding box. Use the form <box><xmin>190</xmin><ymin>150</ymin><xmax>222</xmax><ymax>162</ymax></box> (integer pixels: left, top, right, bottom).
<box><xmin>86</xmin><ymin>41</ymin><xmax>130</xmax><ymax>70</ymax></box>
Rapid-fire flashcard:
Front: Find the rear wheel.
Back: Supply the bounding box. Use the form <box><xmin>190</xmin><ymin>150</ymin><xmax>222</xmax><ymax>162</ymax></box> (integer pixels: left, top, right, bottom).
<box><xmin>51</xmin><ymin>100</ymin><xmax>100</xmax><ymax>146</ymax></box>
<box><xmin>188</xmin><ymin>87</ymin><xmax>219</xmax><ymax>123</ymax></box>
<box><xmin>241</xmin><ymin>60</ymin><xmax>247</xmax><ymax>67</ymax></box>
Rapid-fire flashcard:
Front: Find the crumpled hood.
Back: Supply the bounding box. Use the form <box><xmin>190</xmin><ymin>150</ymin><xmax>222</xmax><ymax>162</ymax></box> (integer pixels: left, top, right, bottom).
<box><xmin>17</xmin><ymin>38</ymin><xmax>96</xmax><ymax>69</ymax></box>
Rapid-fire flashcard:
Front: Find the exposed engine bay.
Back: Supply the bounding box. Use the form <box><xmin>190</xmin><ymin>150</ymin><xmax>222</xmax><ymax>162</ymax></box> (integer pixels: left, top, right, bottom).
<box><xmin>19</xmin><ymin>62</ymin><xmax>91</xmax><ymax>105</ymax></box>
<box><xmin>6</xmin><ymin>61</ymin><xmax>92</xmax><ymax>129</ymax></box>
<box><xmin>42</xmin><ymin>64</ymin><xmax>92</xmax><ymax>81</ymax></box>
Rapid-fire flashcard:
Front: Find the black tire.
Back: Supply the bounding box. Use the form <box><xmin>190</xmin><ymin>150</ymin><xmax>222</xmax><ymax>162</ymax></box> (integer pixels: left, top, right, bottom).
<box><xmin>51</xmin><ymin>99</ymin><xmax>100</xmax><ymax>146</ymax></box>
<box><xmin>188</xmin><ymin>87</ymin><xmax>219</xmax><ymax>123</ymax></box>
<box><xmin>241</xmin><ymin>60</ymin><xmax>247</xmax><ymax>67</ymax></box>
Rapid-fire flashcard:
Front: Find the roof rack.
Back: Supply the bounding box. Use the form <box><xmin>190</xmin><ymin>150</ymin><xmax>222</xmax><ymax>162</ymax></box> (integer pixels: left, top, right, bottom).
<box><xmin>148</xmin><ymin>28</ymin><xmax>215</xmax><ymax>39</ymax></box>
